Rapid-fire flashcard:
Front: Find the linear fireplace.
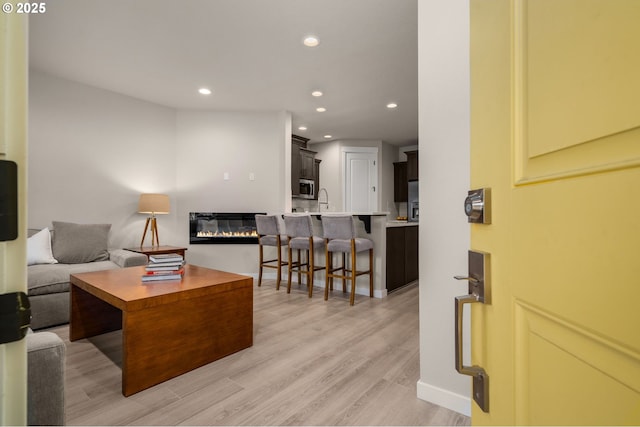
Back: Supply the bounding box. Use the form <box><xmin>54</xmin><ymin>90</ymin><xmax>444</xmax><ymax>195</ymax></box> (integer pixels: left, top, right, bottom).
<box><xmin>189</xmin><ymin>212</ymin><xmax>264</xmax><ymax>244</ymax></box>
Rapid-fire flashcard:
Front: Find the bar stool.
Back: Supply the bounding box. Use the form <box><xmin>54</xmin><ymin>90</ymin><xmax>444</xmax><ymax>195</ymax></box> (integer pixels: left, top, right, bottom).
<box><xmin>322</xmin><ymin>215</ymin><xmax>373</xmax><ymax>306</ymax></box>
<box><xmin>283</xmin><ymin>214</ymin><xmax>325</xmax><ymax>297</ymax></box>
<box><xmin>255</xmin><ymin>214</ymin><xmax>288</xmax><ymax>290</ymax></box>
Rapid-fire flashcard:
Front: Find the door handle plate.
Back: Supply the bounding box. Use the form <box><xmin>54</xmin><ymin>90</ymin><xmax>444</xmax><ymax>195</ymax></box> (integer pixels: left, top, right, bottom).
<box><xmin>454</xmin><ymin>250</ymin><xmax>490</xmax><ymax>412</ymax></box>
<box><xmin>454</xmin><ymin>249</ymin><xmax>490</xmax><ymax>303</ymax></box>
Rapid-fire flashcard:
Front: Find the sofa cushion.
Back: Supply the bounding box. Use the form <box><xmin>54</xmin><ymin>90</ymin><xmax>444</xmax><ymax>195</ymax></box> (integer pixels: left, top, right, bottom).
<box><xmin>28</xmin><ymin>264</ymin><xmax>73</xmax><ymax>296</ymax></box>
<box><xmin>51</xmin><ymin>221</ymin><xmax>111</xmax><ymax>264</ymax></box>
<box><xmin>28</xmin><ymin>261</ymin><xmax>119</xmax><ymax>296</ymax></box>
<box><xmin>27</xmin><ymin>228</ymin><xmax>58</xmax><ymax>266</ymax></box>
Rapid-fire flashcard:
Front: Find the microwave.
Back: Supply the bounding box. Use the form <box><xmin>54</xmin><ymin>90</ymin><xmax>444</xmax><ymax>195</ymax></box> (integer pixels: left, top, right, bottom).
<box><xmin>299</xmin><ymin>179</ymin><xmax>315</xmax><ymax>199</ymax></box>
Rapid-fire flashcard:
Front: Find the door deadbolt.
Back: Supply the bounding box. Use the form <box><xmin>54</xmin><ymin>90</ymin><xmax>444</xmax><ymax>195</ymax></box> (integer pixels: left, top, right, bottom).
<box><xmin>464</xmin><ymin>188</ymin><xmax>491</xmax><ymax>224</ymax></box>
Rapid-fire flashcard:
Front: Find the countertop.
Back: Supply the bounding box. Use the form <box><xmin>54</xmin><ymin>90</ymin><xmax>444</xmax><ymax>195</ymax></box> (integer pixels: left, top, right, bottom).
<box><xmin>386</xmin><ymin>220</ymin><xmax>419</xmax><ymax>228</ymax></box>
<box><xmin>298</xmin><ymin>211</ymin><xmax>390</xmax><ymax>216</ymax></box>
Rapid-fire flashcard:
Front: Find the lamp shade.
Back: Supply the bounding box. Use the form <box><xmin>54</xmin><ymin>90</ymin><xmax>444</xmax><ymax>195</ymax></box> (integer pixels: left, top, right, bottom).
<box><xmin>138</xmin><ymin>194</ymin><xmax>170</xmax><ymax>214</ymax></box>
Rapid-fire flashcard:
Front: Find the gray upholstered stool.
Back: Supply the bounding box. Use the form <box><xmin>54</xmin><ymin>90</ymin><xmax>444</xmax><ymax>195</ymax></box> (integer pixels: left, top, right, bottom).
<box><xmin>283</xmin><ymin>214</ymin><xmax>325</xmax><ymax>297</ymax></box>
<box><xmin>321</xmin><ymin>215</ymin><xmax>373</xmax><ymax>305</ymax></box>
<box><xmin>255</xmin><ymin>214</ymin><xmax>288</xmax><ymax>290</ymax></box>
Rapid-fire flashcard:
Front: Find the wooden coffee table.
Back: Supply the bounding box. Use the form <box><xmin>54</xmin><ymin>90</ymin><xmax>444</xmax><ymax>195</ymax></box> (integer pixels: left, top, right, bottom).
<box><xmin>69</xmin><ymin>264</ymin><xmax>253</xmax><ymax>396</ymax></box>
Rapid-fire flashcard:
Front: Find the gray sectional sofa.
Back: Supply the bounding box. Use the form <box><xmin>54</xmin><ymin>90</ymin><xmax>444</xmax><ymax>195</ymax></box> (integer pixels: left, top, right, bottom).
<box><xmin>25</xmin><ymin>221</ymin><xmax>148</xmax><ymax>425</ymax></box>
<box><xmin>28</xmin><ymin>221</ymin><xmax>148</xmax><ymax>330</ymax></box>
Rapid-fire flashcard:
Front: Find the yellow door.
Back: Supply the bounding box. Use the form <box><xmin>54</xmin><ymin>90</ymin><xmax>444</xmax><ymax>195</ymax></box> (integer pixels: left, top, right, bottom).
<box><xmin>470</xmin><ymin>0</ymin><xmax>640</xmax><ymax>424</ymax></box>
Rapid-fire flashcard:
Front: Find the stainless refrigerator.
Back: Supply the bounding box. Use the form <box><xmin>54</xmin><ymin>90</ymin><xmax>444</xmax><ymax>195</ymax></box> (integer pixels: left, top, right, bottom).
<box><xmin>408</xmin><ymin>180</ymin><xmax>419</xmax><ymax>222</ymax></box>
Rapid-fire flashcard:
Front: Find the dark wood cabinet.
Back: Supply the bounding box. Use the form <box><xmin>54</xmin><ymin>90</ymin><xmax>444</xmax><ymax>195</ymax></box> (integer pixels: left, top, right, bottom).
<box><xmin>292</xmin><ymin>134</ymin><xmax>320</xmax><ymax>199</ymax></box>
<box><xmin>300</xmin><ymin>148</ymin><xmax>316</xmax><ymax>180</ymax></box>
<box><xmin>291</xmin><ymin>135</ymin><xmax>309</xmax><ymax>196</ymax></box>
<box><xmin>393</xmin><ymin>161</ymin><xmax>408</xmax><ymax>202</ymax></box>
<box><xmin>314</xmin><ymin>159</ymin><xmax>321</xmax><ymax>199</ymax></box>
<box><xmin>404</xmin><ymin>225</ymin><xmax>419</xmax><ymax>283</ymax></box>
<box><xmin>406</xmin><ymin>150</ymin><xmax>418</xmax><ymax>181</ymax></box>
<box><xmin>386</xmin><ymin>225</ymin><xmax>419</xmax><ymax>292</ymax></box>
<box><xmin>386</xmin><ymin>227</ymin><xmax>406</xmax><ymax>292</ymax></box>
<box><xmin>291</xmin><ymin>143</ymin><xmax>301</xmax><ymax>196</ymax></box>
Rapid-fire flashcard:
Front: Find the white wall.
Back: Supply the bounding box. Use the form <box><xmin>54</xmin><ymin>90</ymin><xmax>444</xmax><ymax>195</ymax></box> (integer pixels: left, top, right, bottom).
<box><xmin>174</xmin><ymin>110</ymin><xmax>289</xmax><ymax>272</ymax></box>
<box><xmin>28</xmin><ymin>71</ymin><xmax>290</xmax><ymax>276</ymax></box>
<box><xmin>417</xmin><ymin>0</ymin><xmax>472</xmax><ymax>416</ymax></box>
<box><xmin>28</xmin><ymin>70</ymin><xmax>177</xmax><ymax>249</ymax></box>
<box><xmin>307</xmin><ymin>141</ymin><xmax>342</xmax><ymax>211</ymax></box>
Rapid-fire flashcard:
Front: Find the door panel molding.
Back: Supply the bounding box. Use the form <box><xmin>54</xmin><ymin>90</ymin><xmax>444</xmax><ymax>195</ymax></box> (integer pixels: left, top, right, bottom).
<box><xmin>512</xmin><ymin>0</ymin><xmax>640</xmax><ymax>185</ymax></box>
<box><xmin>515</xmin><ymin>301</ymin><xmax>640</xmax><ymax>424</ymax></box>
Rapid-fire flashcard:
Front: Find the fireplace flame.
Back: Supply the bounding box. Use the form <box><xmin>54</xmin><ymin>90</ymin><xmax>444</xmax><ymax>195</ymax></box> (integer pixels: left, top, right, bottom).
<box><xmin>196</xmin><ymin>230</ymin><xmax>258</xmax><ymax>238</ymax></box>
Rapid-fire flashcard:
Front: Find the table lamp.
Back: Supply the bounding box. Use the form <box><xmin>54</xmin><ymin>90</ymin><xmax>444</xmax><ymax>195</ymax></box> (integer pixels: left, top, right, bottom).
<box><xmin>138</xmin><ymin>193</ymin><xmax>170</xmax><ymax>247</ymax></box>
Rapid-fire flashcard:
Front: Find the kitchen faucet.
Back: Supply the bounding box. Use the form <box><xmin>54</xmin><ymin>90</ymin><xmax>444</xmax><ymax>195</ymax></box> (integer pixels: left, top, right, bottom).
<box><xmin>317</xmin><ymin>187</ymin><xmax>329</xmax><ymax>212</ymax></box>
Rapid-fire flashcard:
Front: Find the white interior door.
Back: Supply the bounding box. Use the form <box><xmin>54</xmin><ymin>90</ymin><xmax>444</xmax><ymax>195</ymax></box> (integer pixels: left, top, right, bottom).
<box><xmin>0</xmin><ymin>7</ymin><xmax>29</xmax><ymax>425</ymax></box>
<box><xmin>343</xmin><ymin>149</ymin><xmax>378</xmax><ymax>212</ymax></box>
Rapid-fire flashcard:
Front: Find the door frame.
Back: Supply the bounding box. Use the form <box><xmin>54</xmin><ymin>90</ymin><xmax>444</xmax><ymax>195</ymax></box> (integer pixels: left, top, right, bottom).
<box><xmin>0</xmin><ymin>6</ymin><xmax>29</xmax><ymax>425</ymax></box>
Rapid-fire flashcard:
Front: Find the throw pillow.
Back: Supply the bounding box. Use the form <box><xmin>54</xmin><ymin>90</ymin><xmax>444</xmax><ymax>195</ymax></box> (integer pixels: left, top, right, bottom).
<box><xmin>51</xmin><ymin>221</ymin><xmax>111</xmax><ymax>264</ymax></box>
<box><xmin>27</xmin><ymin>228</ymin><xmax>58</xmax><ymax>266</ymax></box>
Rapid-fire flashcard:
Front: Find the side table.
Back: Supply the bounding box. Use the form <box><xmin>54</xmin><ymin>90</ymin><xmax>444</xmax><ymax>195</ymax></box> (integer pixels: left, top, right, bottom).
<box><xmin>124</xmin><ymin>245</ymin><xmax>188</xmax><ymax>259</ymax></box>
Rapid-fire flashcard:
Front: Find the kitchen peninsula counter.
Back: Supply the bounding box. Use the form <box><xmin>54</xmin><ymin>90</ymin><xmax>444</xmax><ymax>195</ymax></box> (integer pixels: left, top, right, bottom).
<box><xmin>304</xmin><ymin>211</ymin><xmax>388</xmax><ymax>234</ymax></box>
<box><xmin>385</xmin><ymin>221</ymin><xmax>419</xmax><ymax>292</ymax></box>
<box><xmin>386</xmin><ymin>220</ymin><xmax>419</xmax><ymax>228</ymax></box>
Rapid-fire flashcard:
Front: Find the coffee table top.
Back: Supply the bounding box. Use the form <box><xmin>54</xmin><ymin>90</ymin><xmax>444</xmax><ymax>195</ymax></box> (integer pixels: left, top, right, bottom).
<box><xmin>70</xmin><ymin>264</ymin><xmax>252</xmax><ymax>312</ymax></box>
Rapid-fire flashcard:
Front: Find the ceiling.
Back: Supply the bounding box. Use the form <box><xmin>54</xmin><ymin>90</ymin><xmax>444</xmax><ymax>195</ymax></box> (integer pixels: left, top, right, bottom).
<box><xmin>28</xmin><ymin>0</ymin><xmax>418</xmax><ymax>146</ymax></box>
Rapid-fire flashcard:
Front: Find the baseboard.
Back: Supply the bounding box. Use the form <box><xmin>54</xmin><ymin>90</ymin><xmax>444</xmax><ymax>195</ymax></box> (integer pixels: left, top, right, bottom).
<box><xmin>416</xmin><ymin>379</ymin><xmax>471</xmax><ymax>417</ymax></box>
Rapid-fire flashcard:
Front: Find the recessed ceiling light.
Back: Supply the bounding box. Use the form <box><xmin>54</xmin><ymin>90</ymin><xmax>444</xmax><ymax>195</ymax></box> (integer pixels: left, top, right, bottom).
<box><xmin>303</xmin><ymin>36</ymin><xmax>320</xmax><ymax>47</ymax></box>
<box><xmin>198</xmin><ymin>88</ymin><xmax>212</xmax><ymax>95</ymax></box>
<box><xmin>298</xmin><ymin>126</ymin><xmax>307</xmax><ymax>131</ymax></box>
<box><xmin>316</xmin><ymin>107</ymin><xmax>326</xmax><ymax>112</ymax></box>
<box><xmin>387</xmin><ymin>102</ymin><xmax>398</xmax><ymax>109</ymax></box>
<box><xmin>324</xmin><ymin>135</ymin><xmax>332</xmax><ymax>139</ymax></box>
<box><xmin>311</xmin><ymin>90</ymin><xmax>323</xmax><ymax>97</ymax></box>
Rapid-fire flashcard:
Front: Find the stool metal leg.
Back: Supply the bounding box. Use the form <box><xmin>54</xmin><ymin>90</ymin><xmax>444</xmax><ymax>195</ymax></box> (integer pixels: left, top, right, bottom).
<box><xmin>276</xmin><ymin>241</ymin><xmax>282</xmax><ymax>290</ymax></box>
<box><xmin>350</xmin><ymin>240</ymin><xmax>357</xmax><ymax>306</ymax></box>
<box><xmin>342</xmin><ymin>253</ymin><xmax>347</xmax><ymax>292</ymax></box>
<box><xmin>258</xmin><ymin>244</ymin><xmax>264</xmax><ymax>286</ymax></box>
<box><xmin>369</xmin><ymin>248</ymin><xmax>374</xmax><ymax>297</ymax></box>
<box><xmin>287</xmin><ymin>239</ymin><xmax>293</xmax><ymax>294</ymax></box>
<box><xmin>307</xmin><ymin>237</ymin><xmax>314</xmax><ymax>298</ymax></box>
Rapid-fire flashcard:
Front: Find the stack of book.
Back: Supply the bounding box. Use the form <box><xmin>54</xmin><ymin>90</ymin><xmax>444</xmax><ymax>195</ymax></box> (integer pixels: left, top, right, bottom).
<box><xmin>142</xmin><ymin>253</ymin><xmax>185</xmax><ymax>282</ymax></box>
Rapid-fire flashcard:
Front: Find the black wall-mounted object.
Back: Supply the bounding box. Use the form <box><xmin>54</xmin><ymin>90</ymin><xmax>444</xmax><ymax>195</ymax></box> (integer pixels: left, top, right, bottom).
<box><xmin>0</xmin><ymin>160</ymin><xmax>18</xmax><ymax>241</ymax></box>
<box><xmin>0</xmin><ymin>292</ymin><xmax>31</xmax><ymax>344</ymax></box>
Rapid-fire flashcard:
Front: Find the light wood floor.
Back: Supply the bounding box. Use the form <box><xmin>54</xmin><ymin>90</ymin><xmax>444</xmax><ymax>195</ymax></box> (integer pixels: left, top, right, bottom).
<box><xmin>48</xmin><ymin>280</ymin><xmax>470</xmax><ymax>426</ymax></box>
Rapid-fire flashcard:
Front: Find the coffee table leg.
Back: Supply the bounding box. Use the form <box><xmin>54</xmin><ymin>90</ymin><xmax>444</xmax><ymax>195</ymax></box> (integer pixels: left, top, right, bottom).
<box><xmin>70</xmin><ymin>284</ymin><xmax>122</xmax><ymax>341</ymax></box>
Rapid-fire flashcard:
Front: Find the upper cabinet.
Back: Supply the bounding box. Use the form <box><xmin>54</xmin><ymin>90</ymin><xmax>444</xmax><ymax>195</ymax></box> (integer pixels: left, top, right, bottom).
<box><xmin>393</xmin><ymin>161</ymin><xmax>408</xmax><ymax>202</ymax></box>
<box><xmin>406</xmin><ymin>150</ymin><xmax>418</xmax><ymax>181</ymax></box>
<box><xmin>394</xmin><ymin>150</ymin><xmax>418</xmax><ymax>202</ymax></box>
<box><xmin>291</xmin><ymin>137</ymin><xmax>304</xmax><ymax>196</ymax></box>
<box><xmin>299</xmin><ymin>148</ymin><xmax>316</xmax><ymax>180</ymax></box>
<box><xmin>314</xmin><ymin>158</ymin><xmax>321</xmax><ymax>199</ymax></box>
<box><xmin>291</xmin><ymin>134</ymin><xmax>320</xmax><ymax>199</ymax></box>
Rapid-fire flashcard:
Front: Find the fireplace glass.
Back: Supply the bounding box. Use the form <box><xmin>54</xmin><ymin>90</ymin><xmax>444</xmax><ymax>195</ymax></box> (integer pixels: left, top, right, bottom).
<box><xmin>189</xmin><ymin>212</ymin><xmax>264</xmax><ymax>244</ymax></box>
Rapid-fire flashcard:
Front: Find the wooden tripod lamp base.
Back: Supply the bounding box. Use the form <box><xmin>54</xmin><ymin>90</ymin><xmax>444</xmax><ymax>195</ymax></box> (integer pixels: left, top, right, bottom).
<box><xmin>138</xmin><ymin>194</ymin><xmax>170</xmax><ymax>248</ymax></box>
<box><xmin>140</xmin><ymin>216</ymin><xmax>160</xmax><ymax>247</ymax></box>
